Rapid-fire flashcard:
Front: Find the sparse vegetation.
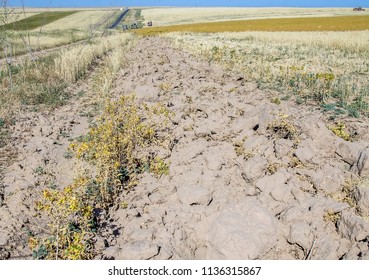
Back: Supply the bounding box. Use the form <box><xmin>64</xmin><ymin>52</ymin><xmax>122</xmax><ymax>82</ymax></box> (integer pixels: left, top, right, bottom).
<box><xmin>0</xmin><ymin>33</ymin><xmax>132</xmax><ymax>120</ymax></box>
<box><xmin>323</xmin><ymin>210</ymin><xmax>340</xmax><ymax>223</ymax></box>
<box><xmin>25</xmin><ymin>31</ymin><xmax>170</xmax><ymax>259</ymax></box>
<box><xmin>164</xmin><ymin>30</ymin><xmax>369</xmax><ymax>116</ymax></box>
<box><xmin>268</xmin><ymin>112</ymin><xmax>299</xmax><ymax>143</ymax></box>
<box><xmin>234</xmin><ymin>139</ymin><xmax>255</xmax><ymax>160</ymax></box>
<box><xmin>333</xmin><ymin>179</ymin><xmax>358</xmax><ymax>208</ymax></box>
<box><xmin>33</xmin><ymin>95</ymin><xmax>172</xmax><ymax>259</ymax></box>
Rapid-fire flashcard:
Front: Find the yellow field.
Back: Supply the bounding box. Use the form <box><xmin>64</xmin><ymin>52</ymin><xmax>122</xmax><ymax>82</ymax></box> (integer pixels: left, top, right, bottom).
<box><xmin>41</xmin><ymin>10</ymin><xmax>118</xmax><ymax>31</ymax></box>
<box><xmin>136</xmin><ymin>14</ymin><xmax>369</xmax><ymax>35</ymax></box>
<box><xmin>141</xmin><ymin>7</ymin><xmax>365</xmax><ymax>26</ymax></box>
<box><xmin>12</xmin><ymin>7</ymin><xmax>117</xmax><ymax>12</ymax></box>
<box><xmin>0</xmin><ymin>7</ymin><xmax>110</xmax><ymax>26</ymax></box>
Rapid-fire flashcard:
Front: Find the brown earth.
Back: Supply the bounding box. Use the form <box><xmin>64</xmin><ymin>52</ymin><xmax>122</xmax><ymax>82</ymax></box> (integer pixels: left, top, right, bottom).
<box><xmin>1</xmin><ymin>36</ymin><xmax>369</xmax><ymax>260</ymax></box>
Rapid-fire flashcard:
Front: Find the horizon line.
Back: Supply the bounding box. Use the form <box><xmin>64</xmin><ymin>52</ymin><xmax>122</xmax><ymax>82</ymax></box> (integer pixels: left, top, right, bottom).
<box><xmin>9</xmin><ymin>5</ymin><xmax>369</xmax><ymax>9</ymax></box>
<box><xmin>9</xmin><ymin>5</ymin><xmax>368</xmax><ymax>8</ymax></box>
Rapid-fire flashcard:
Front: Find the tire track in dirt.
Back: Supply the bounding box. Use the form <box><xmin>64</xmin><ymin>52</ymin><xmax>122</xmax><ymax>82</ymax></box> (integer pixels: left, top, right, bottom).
<box><xmin>100</xmin><ymin>36</ymin><xmax>369</xmax><ymax>260</ymax></box>
<box><xmin>0</xmin><ymin>38</ymin><xmax>90</xmax><ymax>68</ymax></box>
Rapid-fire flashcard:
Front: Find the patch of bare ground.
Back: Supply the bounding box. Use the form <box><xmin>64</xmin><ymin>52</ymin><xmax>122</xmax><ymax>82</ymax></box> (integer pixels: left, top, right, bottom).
<box><xmin>100</xmin><ymin>37</ymin><xmax>369</xmax><ymax>260</ymax></box>
<box><xmin>1</xmin><ymin>36</ymin><xmax>369</xmax><ymax>260</ymax></box>
<box><xmin>0</xmin><ymin>51</ymin><xmax>113</xmax><ymax>259</ymax></box>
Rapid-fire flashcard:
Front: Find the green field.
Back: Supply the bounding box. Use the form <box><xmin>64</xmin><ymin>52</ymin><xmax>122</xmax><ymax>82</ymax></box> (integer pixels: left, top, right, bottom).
<box><xmin>137</xmin><ymin>14</ymin><xmax>369</xmax><ymax>35</ymax></box>
<box><xmin>3</xmin><ymin>11</ymin><xmax>78</xmax><ymax>31</ymax></box>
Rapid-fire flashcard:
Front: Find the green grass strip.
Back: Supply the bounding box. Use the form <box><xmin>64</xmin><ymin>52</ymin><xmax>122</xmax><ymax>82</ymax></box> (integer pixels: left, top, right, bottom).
<box><xmin>136</xmin><ymin>15</ymin><xmax>369</xmax><ymax>35</ymax></box>
<box><xmin>3</xmin><ymin>11</ymin><xmax>79</xmax><ymax>31</ymax></box>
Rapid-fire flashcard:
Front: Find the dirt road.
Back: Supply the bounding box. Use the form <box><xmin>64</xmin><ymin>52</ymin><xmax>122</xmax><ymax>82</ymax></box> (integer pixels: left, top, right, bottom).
<box><xmin>1</xmin><ymin>36</ymin><xmax>369</xmax><ymax>260</ymax></box>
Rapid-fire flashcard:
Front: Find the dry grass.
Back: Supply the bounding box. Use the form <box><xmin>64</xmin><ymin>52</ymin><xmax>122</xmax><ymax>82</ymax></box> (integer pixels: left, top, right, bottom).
<box><xmin>0</xmin><ymin>33</ymin><xmax>132</xmax><ymax>119</ymax></box>
<box><xmin>54</xmin><ymin>33</ymin><xmax>132</xmax><ymax>83</ymax></box>
<box><xmin>0</xmin><ymin>29</ymin><xmax>88</xmax><ymax>58</ymax></box>
<box><xmin>164</xmin><ymin>30</ymin><xmax>369</xmax><ymax>117</ymax></box>
<box><xmin>0</xmin><ymin>7</ymin><xmax>127</xmax><ymax>118</ymax></box>
<box><xmin>141</xmin><ymin>7</ymin><xmax>366</xmax><ymax>27</ymax></box>
<box><xmin>12</xmin><ymin>7</ymin><xmax>119</xmax><ymax>13</ymax></box>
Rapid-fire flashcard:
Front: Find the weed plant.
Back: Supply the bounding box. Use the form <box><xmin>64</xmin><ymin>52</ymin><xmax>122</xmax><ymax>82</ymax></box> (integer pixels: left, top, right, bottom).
<box><xmin>29</xmin><ymin>35</ymin><xmax>171</xmax><ymax>259</ymax></box>
<box><xmin>32</xmin><ymin>95</ymin><xmax>172</xmax><ymax>259</ymax></box>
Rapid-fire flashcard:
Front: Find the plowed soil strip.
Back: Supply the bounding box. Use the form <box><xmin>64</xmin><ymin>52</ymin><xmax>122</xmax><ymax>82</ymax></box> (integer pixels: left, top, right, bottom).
<box><xmin>98</xmin><ymin>37</ymin><xmax>369</xmax><ymax>260</ymax></box>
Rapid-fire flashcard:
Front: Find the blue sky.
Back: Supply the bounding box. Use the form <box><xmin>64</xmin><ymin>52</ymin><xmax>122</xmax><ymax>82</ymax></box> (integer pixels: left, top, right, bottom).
<box><xmin>8</xmin><ymin>0</ymin><xmax>369</xmax><ymax>8</ymax></box>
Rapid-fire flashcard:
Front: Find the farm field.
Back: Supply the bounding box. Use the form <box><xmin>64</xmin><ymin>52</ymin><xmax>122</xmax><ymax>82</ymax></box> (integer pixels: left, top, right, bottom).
<box><xmin>41</xmin><ymin>10</ymin><xmax>119</xmax><ymax>31</ymax></box>
<box><xmin>0</xmin><ymin>7</ymin><xmax>115</xmax><ymax>27</ymax></box>
<box><xmin>1</xmin><ymin>6</ymin><xmax>369</xmax><ymax>261</ymax></box>
<box><xmin>3</xmin><ymin>11</ymin><xmax>78</xmax><ymax>30</ymax></box>
<box><xmin>141</xmin><ymin>7</ymin><xmax>366</xmax><ymax>26</ymax></box>
<box><xmin>0</xmin><ymin>9</ymin><xmax>119</xmax><ymax>58</ymax></box>
<box><xmin>0</xmin><ymin>11</ymin><xmax>40</xmax><ymax>25</ymax></box>
<box><xmin>136</xmin><ymin>14</ymin><xmax>369</xmax><ymax>34</ymax></box>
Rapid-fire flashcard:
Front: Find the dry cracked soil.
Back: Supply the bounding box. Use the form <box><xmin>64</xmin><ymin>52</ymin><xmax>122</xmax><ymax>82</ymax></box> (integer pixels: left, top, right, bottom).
<box><xmin>1</xmin><ymin>36</ymin><xmax>369</xmax><ymax>260</ymax></box>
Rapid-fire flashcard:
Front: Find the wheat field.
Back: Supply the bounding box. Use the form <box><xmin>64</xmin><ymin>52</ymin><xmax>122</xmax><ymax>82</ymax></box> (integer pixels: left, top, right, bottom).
<box><xmin>41</xmin><ymin>10</ymin><xmax>118</xmax><ymax>31</ymax></box>
<box><xmin>141</xmin><ymin>7</ymin><xmax>365</xmax><ymax>26</ymax></box>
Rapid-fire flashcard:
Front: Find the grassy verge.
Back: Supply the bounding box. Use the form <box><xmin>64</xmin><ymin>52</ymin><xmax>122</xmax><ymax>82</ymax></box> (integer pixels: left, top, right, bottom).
<box><xmin>0</xmin><ymin>53</ymin><xmax>68</xmax><ymax>116</ymax></box>
<box><xmin>136</xmin><ymin>14</ymin><xmax>369</xmax><ymax>35</ymax></box>
<box><xmin>2</xmin><ymin>11</ymin><xmax>79</xmax><ymax>31</ymax></box>
<box><xmin>0</xmin><ymin>33</ymin><xmax>132</xmax><ymax>119</ymax></box>
<box><xmin>0</xmin><ymin>29</ymin><xmax>88</xmax><ymax>59</ymax></box>
<box><xmin>134</xmin><ymin>9</ymin><xmax>145</xmax><ymax>28</ymax></box>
